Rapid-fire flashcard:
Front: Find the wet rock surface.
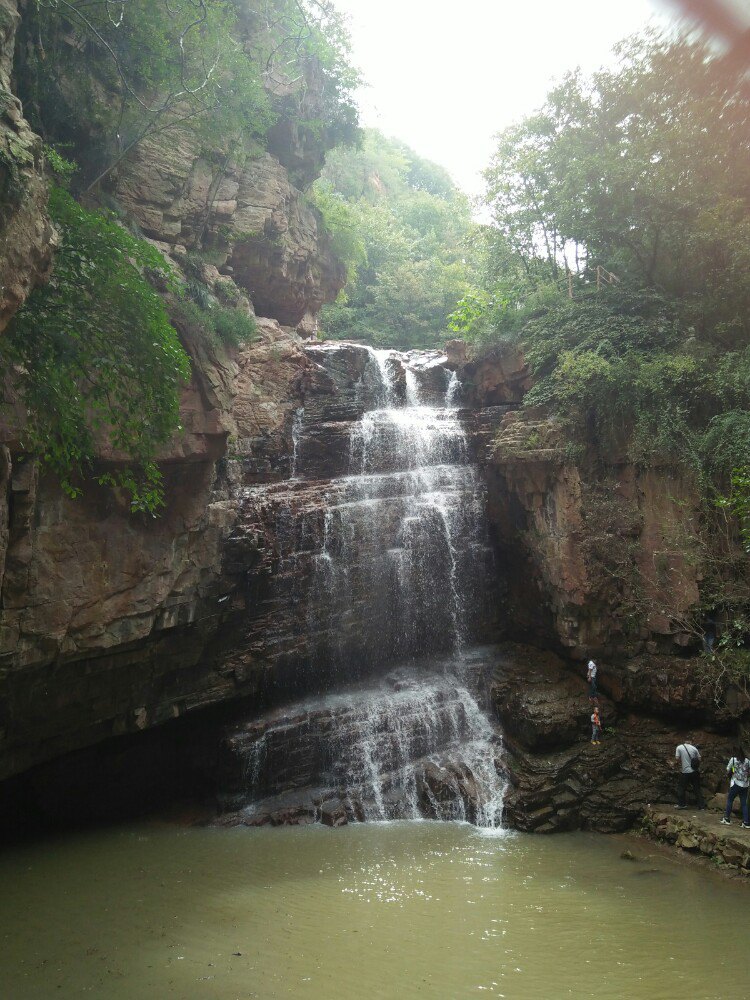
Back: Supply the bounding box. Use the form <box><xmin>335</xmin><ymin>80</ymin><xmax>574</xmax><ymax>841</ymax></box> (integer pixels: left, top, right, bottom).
<box><xmin>0</xmin><ymin>341</ymin><xmax>498</xmax><ymax>789</ymax></box>
<box><xmin>490</xmin><ymin>643</ymin><xmax>742</xmax><ymax>833</ymax></box>
<box><xmin>0</xmin><ymin>0</ymin><xmax>55</xmax><ymax>332</ymax></box>
<box><xmin>1</xmin><ymin>335</ymin><xmax>749</xmax><ymax>841</ymax></box>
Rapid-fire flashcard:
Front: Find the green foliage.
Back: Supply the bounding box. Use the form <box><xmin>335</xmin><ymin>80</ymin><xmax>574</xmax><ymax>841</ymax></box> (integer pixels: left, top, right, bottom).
<box><xmin>173</xmin><ymin>295</ymin><xmax>256</xmax><ymax>350</ymax></box>
<box><xmin>467</xmin><ymin>34</ymin><xmax>750</xmax><ymax>483</ymax></box>
<box><xmin>1</xmin><ymin>187</ymin><xmax>190</xmax><ymax>512</ymax></box>
<box><xmin>211</xmin><ymin>305</ymin><xmax>257</xmax><ymax>348</ymax></box>
<box><xmin>307</xmin><ymin>182</ymin><xmax>366</xmax><ymax>278</ymax></box>
<box><xmin>42</xmin><ymin>144</ymin><xmax>77</xmax><ymax>181</ymax></box>
<box><xmin>256</xmin><ymin>0</ymin><xmax>361</xmax><ymax>156</ymax></box>
<box><xmin>317</xmin><ymin>129</ymin><xmax>474</xmax><ymax>349</ymax></box>
<box><xmin>717</xmin><ymin>469</ymin><xmax>750</xmax><ymax>553</ymax></box>
<box><xmin>481</xmin><ymin>34</ymin><xmax>750</xmax><ymax>336</ymax></box>
<box><xmin>21</xmin><ymin>2</ymin><xmax>269</xmax><ymax>183</ymax></box>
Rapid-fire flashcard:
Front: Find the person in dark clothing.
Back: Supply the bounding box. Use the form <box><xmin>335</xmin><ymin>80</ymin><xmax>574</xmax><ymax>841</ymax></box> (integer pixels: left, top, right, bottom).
<box><xmin>675</xmin><ymin>738</ymin><xmax>705</xmax><ymax>809</ymax></box>
<box><xmin>721</xmin><ymin>746</ymin><xmax>750</xmax><ymax>827</ymax></box>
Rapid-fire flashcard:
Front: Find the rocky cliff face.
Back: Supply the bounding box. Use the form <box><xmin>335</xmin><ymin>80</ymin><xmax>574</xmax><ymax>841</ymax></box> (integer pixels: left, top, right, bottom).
<box><xmin>0</xmin><ymin>0</ymin><xmax>53</xmax><ymax>332</ymax></box>
<box><xmin>0</xmin><ymin>338</ymin><xmax>472</xmax><ymax>783</ymax></box>
<box><xmin>0</xmin><ymin>318</ymin><xmax>312</xmax><ymax>782</ymax></box>
<box><xmin>0</xmin><ymin>0</ymin><xmax>745</xmax><ymax>832</ymax></box>
<box><xmin>113</xmin><ymin>138</ymin><xmax>345</xmax><ymax>329</ymax></box>
<box><xmin>458</xmin><ymin>346</ymin><xmax>708</xmax><ymax>660</ymax></box>
<box><xmin>492</xmin><ymin>643</ymin><xmax>748</xmax><ymax>833</ymax></box>
<box><xmin>1</xmin><ymin>334</ymin><xmax>748</xmax><ymax>840</ymax></box>
<box><xmin>0</xmin><ymin>1</ymin><xmax>349</xmax><ymax>784</ymax></box>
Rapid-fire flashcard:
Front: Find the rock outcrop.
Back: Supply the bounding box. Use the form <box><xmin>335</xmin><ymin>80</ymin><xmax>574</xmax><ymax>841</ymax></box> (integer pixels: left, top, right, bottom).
<box><xmin>492</xmin><ymin>643</ymin><xmax>747</xmax><ymax>833</ymax></box>
<box><xmin>0</xmin><ymin>339</ymin><xmax>490</xmax><ymax>783</ymax></box>
<box><xmin>114</xmin><ymin>140</ymin><xmax>345</xmax><ymax>327</ymax></box>
<box><xmin>643</xmin><ymin>807</ymin><xmax>750</xmax><ymax>876</ymax></box>
<box><xmin>0</xmin><ymin>322</ymin><xmax>241</xmax><ymax>780</ymax></box>
<box><xmin>0</xmin><ymin>0</ymin><xmax>353</xmax><ymax>786</ymax></box>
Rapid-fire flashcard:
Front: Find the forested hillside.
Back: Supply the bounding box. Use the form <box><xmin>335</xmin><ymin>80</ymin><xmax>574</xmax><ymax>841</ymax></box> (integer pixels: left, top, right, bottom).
<box><xmin>314</xmin><ymin>129</ymin><xmax>474</xmax><ymax>349</ymax></box>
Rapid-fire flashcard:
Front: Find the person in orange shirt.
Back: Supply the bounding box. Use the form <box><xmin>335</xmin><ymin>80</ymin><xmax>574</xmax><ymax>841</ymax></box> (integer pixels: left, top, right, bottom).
<box><xmin>590</xmin><ymin>707</ymin><xmax>601</xmax><ymax>745</ymax></box>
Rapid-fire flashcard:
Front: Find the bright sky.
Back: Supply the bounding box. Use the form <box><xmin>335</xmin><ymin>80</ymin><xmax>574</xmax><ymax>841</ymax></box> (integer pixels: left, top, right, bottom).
<box><xmin>333</xmin><ymin>0</ymin><xmax>671</xmax><ymax>196</ymax></box>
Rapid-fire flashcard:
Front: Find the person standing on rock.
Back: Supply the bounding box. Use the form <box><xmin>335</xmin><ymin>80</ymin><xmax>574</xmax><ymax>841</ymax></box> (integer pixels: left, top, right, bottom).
<box><xmin>721</xmin><ymin>746</ymin><xmax>750</xmax><ymax>828</ymax></box>
<box><xmin>591</xmin><ymin>706</ymin><xmax>602</xmax><ymax>745</ymax></box>
<box><xmin>587</xmin><ymin>659</ymin><xmax>598</xmax><ymax>702</ymax></box>
<box><xmin>674</xmin><ymin>738</ymin><xmax>705</xmax><ymax>809</ymax></box>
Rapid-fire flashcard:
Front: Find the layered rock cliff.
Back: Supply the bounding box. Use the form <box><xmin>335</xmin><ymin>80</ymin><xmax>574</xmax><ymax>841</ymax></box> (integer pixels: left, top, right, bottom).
<box><xmin>463</xmin><ymin>345</ymin><xmax>713</xmax><ymax>660</ymax></box>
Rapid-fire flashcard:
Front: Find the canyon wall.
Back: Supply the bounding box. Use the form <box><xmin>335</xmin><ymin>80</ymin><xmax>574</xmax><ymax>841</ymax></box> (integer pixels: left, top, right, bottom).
<box><xmin>0</xmin><ymin>0</ymin><xmax>348</xmax><ymax>782</ymax></box>
<box><xmin>463</xmin><ymin>346</ymin><xmax>708</xmax><ymax>660</ymax></box>
<box><xmin>0</xmin><ymin>1</ymin><xmax>747</xmax><ymax>834</ymax></box>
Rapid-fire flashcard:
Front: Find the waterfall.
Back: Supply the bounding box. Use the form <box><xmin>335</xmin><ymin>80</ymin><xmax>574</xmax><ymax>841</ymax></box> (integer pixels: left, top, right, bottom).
<box><xmin>307</xmin><ymin>346</ymin><xmax>495</xmax><ymax>665</ymax></box>
<box><xmin>230</xmin><ymin>343</ymin><xmax>506</xmax><ymax>829</ymax></box>
<box><xmin>445</xmin><ymin>370</ymin><xmax>462</xmax><ymax>408</ymax></box>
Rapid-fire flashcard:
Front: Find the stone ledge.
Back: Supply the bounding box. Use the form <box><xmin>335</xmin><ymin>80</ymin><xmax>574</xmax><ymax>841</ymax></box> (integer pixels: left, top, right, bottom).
<box><xmin>642</xmin><ymin>805</ymin><xmax>750</xmax><ymax>877</ymax></box>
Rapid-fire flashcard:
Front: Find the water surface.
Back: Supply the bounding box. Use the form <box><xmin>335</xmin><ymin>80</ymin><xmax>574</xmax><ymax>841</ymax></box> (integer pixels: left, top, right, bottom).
<box><xmin>0</xmin><ymin>821</ymin><xmax>745</xmax><ymax>998</ymax></box>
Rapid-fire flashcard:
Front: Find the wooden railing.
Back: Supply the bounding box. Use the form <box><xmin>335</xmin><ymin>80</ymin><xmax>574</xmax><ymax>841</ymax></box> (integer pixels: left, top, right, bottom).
<box><xmin>595</xmin><ymin>265</ymin><xmax>620</xmax><ymax>289</ymax></box>
<box><xmin>563</xmin><ymin>265</ymin><xmax>620</xmax><ymax>298</ymax></box>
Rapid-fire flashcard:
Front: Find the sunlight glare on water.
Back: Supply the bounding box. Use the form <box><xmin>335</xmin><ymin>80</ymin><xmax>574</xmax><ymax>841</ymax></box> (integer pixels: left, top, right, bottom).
<box><xmin>0</xmin><ymin>821</ymin><xmax>747</xmax><ymax>999</ymax></box>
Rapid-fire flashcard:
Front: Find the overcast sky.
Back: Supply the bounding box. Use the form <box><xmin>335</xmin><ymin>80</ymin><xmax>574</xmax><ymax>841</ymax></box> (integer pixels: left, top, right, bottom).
<box><xmin>333</xmin><ymin>0</ymin><xmax>670</xmax><ymax>196</ymax></box>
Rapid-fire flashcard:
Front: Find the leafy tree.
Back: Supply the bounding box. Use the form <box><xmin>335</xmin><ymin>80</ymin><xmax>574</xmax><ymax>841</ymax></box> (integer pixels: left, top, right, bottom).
<box><xmin>454</xmin><ymin>32</ymin><xmax>750</xmax><ymax>639</ymax></box>
<box><xmin>480</xmin><ymin>33</ymin><xmax>750</xmax><ymax>337</ymax></box>
<box><xmin>1</xmin><ymin>187</ymin><xmax>191</xmax><ymax>512</ymax></box>
<box><xmin>456</xmin><ymin>34</ymin><xmax>750</xmax><ymax>475</ymax></box>
<box><xmin>307</xmin><ymin>181</ymin><xmax>366</xmax><ymax>278</ymax></box>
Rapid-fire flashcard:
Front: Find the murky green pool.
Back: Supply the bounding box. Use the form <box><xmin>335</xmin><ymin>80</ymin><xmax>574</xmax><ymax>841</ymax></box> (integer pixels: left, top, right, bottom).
<box><xmin>0</xmin><ymin>821</ymin><xmax>745</xmax><ymax>998</ymax></box>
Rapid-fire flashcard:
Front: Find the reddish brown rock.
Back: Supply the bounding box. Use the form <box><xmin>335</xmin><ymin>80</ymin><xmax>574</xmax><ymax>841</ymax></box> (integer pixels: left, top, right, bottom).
<box><xmin>459</xmin><ymin>345</ymin><xmax>532</xmax><ymax>407</ymax></box>
<box><xmin>111</xmin><ymin>131</ymin><xmax>344</xmax><ymax>328</ymax></box>
<box><xmin>0</xmin><ymin>0</ymin><xmax>55</xmax><ymax>333</ymax></box>
<box><xmin>491</xmin><ymin>643</ymin><xmax>615</xmax><ymax>751</ymax></box>
<box><xmin>477</xmin><ymin>404</ymin><xmax>707</xmax><ymax>658</ymax></box>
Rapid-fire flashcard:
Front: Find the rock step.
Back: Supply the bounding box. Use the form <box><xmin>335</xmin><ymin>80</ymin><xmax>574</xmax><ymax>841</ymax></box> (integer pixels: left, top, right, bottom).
<box><xmin>643</xmin><ymin>806</ymin><xmax>750</xmax><ymax>876</ymax></box>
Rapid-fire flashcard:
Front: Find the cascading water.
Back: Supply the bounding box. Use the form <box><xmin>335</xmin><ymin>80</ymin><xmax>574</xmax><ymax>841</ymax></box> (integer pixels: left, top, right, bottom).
<box><xmin>222</xmin><ymin>656</ymin><xmax>505</xmax><ymax>826</ymax></box>
<box><xmin>228</xmin><ymin>344</ymin><xmax>507</xmax><ymax>829</ymax></box>
<box><xmin>304</xmin><ymin>347</ymin><xmax>495</xmax><ymax>668</ymax></box>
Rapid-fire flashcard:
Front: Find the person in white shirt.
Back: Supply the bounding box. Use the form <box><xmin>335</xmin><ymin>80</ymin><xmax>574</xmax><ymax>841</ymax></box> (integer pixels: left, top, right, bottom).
<box><xmin>721</xmin><ymin>746</ymin><xmax>750</xmax><ymax>827</ymax></box>
<box><xmin>674</xmin><ymin>739</ymin><xmax>705</xmax><ymax>809</ymax></box>
<box><xmin>587</xmin><ymin>659</ymin><xmax>598</xmax><ymax>701</ymax></box>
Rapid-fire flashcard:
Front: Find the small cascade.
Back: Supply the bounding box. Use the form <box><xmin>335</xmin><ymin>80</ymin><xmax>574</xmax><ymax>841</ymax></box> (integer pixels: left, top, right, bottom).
<box><xmin>372</xmin><ymin>348</ymin><xmax>397</xmax><ymax>407</ymax></box>
<box><xmin>445</xmin><ymin>369</ymin><xmax>462</xmax><ymax>407</ymax></box>
<box><xmin>290</xmin><ymin>407</ymin><xmax>304</xmax><ymax>478</ymax></box>
<box><xmin>222</xmin><ymin>659</ymin><xmax>507</xmax><ymax>828</ymax></box>
<box><xmin>405</xmin><ymin>367</ymin><xmax>422</xmax><ymax>407</ymax></box>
